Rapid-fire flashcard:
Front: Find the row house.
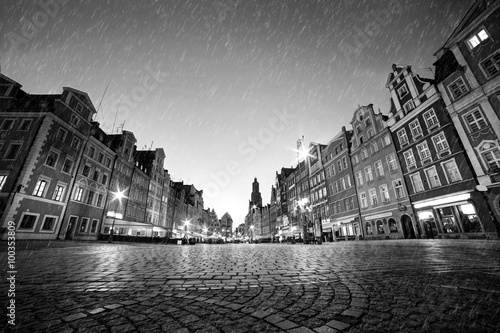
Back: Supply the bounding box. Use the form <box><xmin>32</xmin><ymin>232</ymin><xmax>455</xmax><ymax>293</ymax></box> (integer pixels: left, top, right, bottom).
<box><xmin>283</xmin><ymin>167</ymin><xmax>297</xmax><ymax>237</ymax></box>
<box><xmin>274</xmin><ymin>167</ymin><xmax>294</xmax><ymax>236</ymax></box>
<box><xmin>62</xmin><ymin>122</ymin><xmax>115</xmax><ymax>240</ymax></box>
<box><xmin>323</xmin><ymin>127</ymin><xmax>360</xmax><ymax>241</ymax></box>
<box><xmin>183</xmin><ymin>184</ymin><xmax>205</xmax><ymax>238</ymax></box>
<box><xmin>350</xmin><ymin>105</ymin><xmax>416</xmax><ymax>240</ymax></box>
<box><xmin>0</xmin><ymin>77</ymin><xmax>96</xmax><ymax>240</ymax></box>
<box><xmin>220</xmin><ymin>212</ymin><xmax>233</xmax><ymax>238</ymax></box>
<box><xmin>169</xmin><ymin>181</ymin><xmax>188</xmax><ymax>238</ymax></box>
<box><xmin>433</xmin><ymin>0</ymin><xmax>500</xmax><ymax>235</ymax></box>
<box><xmin>307</xmin><ymin>143</ymin><xmax>327</xmax><ymax>242</ymax></box>
<box><xmin>386</xmin><ymin>64</ymin><xmax>493</xmax><ymax>239</ymax></box>
<box><xmin>295</xmin><ymin>159</ymin><xmax>309</xmax><ymax>239</ymax></box>
<box><xmin>206</xmin><ymin>208</ymin><xmax>219</xmax><ymax>236</ymax></box>
<box><xmin>269</xmin><ymin>186</ymin><xmax>278</xmax><ymax>240</ymax></box>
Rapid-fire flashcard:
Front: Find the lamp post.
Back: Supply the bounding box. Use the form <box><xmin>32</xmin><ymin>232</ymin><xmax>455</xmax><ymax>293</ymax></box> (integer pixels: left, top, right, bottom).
<box><xmin>108</xmin><ymin>189</ymin><xmax>126</xmax><ymax>243</ymax></box>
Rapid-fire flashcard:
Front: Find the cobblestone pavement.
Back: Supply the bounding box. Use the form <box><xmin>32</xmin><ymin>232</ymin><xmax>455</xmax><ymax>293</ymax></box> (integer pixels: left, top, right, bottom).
<box><xmin>1</xmin><ymin>239</ymin><xmax>500</xmax><ymax>333</ymax></box>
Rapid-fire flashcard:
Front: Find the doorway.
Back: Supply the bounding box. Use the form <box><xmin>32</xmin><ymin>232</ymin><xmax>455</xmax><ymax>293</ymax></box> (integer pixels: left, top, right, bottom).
<box><xmin>401</xmin><ymin>215</ymin><xmax>415</xmax><ymax>239</ymax></box>
<box><xmin>65</xmin><ymin>216</ymin><xmax>77</xmax><ymax>240</ymax></box>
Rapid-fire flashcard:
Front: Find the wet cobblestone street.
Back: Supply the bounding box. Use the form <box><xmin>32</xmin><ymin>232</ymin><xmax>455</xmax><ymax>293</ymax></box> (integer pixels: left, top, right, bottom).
<box><xmin>1</xmin><ymin>239</ymin><xmax>500</xmax><ymax>332</ymax></box>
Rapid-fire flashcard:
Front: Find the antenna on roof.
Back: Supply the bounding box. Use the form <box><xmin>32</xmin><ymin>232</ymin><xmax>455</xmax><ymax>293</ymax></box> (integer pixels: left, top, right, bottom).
<box><xmin>149</xmin><ymin>141</ymin><xmax>154</xmax><ymax>150</ymax></box>
<box><xmin>96</xmin><ymin>82</ymin><xmax>110</xmax><ymax>121</ymax></box>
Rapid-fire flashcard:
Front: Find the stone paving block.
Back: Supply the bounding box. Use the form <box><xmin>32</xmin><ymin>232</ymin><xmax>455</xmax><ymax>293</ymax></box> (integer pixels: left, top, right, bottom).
<box><xmin>314</xmin><ymin>326</ymin><xmax>339</xmax><ymax>333</ymax></box>
<box><xmin>275</xmin><ymin>320</ymin><xmax>300</xmax><ymax>330</ymax></box>
<box><xmin>264</xmin><ymin>314</ymin><xmax>285</xmax><ymax>324</ymax></box>
<box><xmin>251</xmin><ymin>309</ymin><xmax>274</xmax><ymax>319</ymax></box>
<box><xmin>62</xmin><ymin>312</ymin><xmax>87</xmax><ymax>322</ymax></box>
<box><xmin>225</xmin><ymin>303</ymin><xmax>244</xmax><ymax>310</ymax></box>
<box><xmin>119</xmin><ymin>300</ymin><xmax>139</xmax><ymax>306</ymax></box>
<box><xmin>341</xmin><ymin>309</ymin><xmax>363</xmax><ymax>318</ymax></box>
<box><xmin>87</xmin><ymin>308</ymin><xmax>106</xmax><ymax>315</ymax></box>
<box><xmin>104</xmin><ymin>303</ymin><xmax>123</xmax><ymax>310</ymax></box>
<box><xmin>288</xmin><ymin>326</ymin><xmax>317</xmax><ymax>333</ymax></box>
<box><xmin>325</xmin><ymin>319</ymin><xmax>350</xmax><ymax>330</ymax></box>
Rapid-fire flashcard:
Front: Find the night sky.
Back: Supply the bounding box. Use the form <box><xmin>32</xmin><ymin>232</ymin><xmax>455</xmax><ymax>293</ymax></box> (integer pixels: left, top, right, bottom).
<box><xmin>1</xmin><ymin>0</ymin><xmax>473</xmax><ymax>227</ymax></box>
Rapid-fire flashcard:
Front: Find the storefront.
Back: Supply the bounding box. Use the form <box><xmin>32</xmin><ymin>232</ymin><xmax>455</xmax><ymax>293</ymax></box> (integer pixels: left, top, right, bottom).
<box><xmin>329</xmin><ymin>214</ymin><xmax>360</xmax><ymax>241</ymax></box>
<box><xmin>321</xmin><ymin>218</ymin><xmax>333</xmax><ymax>242</ymax></box>
<box><xmin>101</xmin><ymin>218</ymin><xmax>159</xmax><ymax>238</ymax></box>
<box><xmin>362</xmin><ymin>207</ymin><xmax>417</xmax><ymax>240</ymax></box>
<box><xmin>413</xmin><ymin>192</ymin><xmax>487</xmax><ymax>239</ymax></box>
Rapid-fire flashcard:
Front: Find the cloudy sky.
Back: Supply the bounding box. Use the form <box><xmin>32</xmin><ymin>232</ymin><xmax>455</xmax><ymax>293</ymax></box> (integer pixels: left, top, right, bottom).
<box><xmin>1</xmin><ymin>0</ymin><xmax>473</xmax><ymax>226</ymax></box>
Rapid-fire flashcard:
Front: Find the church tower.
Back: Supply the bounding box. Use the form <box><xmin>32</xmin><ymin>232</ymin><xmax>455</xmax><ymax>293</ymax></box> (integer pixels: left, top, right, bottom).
<box><xmin>250</xmin><ymin>177</ymin><xmax>262</xmax><ymax>208</ymax></box>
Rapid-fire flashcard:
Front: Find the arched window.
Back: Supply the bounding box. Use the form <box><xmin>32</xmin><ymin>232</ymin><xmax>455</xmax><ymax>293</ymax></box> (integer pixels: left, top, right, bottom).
<box><xmin>389</xmin><ymin>218</ymin><xmax>398</xmax><ymax>233</ymax></box>
<box><xmin>365</xmin><ymin>222</ymin><xmax>372</xmax><ymax>235</ymax></box>
<box><xmin>377</xmin><ymin>220</ymin><xmax>385</xmax><ymax>234</ymax></box>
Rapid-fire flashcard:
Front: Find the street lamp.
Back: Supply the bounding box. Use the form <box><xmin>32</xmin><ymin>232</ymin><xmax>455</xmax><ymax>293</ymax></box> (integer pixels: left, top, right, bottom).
<box><xmin>108</xmin><ymin>189</ymin><xmax>126</xmax><ymax>243</ymax></box>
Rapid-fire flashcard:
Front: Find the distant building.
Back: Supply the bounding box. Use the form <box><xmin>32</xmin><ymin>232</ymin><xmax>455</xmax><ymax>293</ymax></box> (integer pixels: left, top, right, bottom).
<box><xmin>220</xmin><ymin>212</ymin><xmax>233</xmax><ymax>238</ymax></box>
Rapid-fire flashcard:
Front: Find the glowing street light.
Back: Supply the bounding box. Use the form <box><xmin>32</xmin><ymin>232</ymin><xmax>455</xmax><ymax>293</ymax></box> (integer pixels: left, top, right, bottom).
<box><xmin>107</xmin><ymin>188</ymin><xmax>126</xmax><ymax>243</ymax></box>
<box><xmin>250</xmin><ymin>225</ymin><xmax>255</xmax><ymax>243</ymax></box>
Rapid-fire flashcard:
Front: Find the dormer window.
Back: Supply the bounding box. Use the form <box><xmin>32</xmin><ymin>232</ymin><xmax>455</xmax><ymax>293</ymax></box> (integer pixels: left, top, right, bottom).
<box><xmin>403</xmin><ymin>100</ymin><xmax>415</xmax><ymax>113</ymax></box>
<box><xmin>467</xmin><ymin>28</ymin><xmax>490</xmax><ymax>49</ymax></box>
<box><xmin>448</xmin><ymin>77</ymin><xmax>469</xmax><ymax>99</ymax></box>
<box><xmin>398</xmin><ymin>85</ymin><xmax>408</xmax><ymax>98</ymax></box>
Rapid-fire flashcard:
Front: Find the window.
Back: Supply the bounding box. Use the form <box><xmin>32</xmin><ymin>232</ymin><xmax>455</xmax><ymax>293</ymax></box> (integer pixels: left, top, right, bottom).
<box><xmin>70</xmin><ymin>114</ymin><xmax>80</xmax><ymax>127</ymax></box>
<box><xmin>359</xmin><ymin>192</ymin><xmax>367</xmax><ymax>208</ymax></box>
<box><xmin>369</xmin><ymin>188</ymin><xmax>378</xmax><ymax>205</ymax></box>
<box><xmin>481</xmin><ymin>146</ymin><xmax>500</xmax><ymax>171</ymax></box>
<box><xmin>467</xmin><ymin>28</ymin><xmax>490</xmax><ymax>49</ymax></box>
<box><xmin>417</xmin><ymin>141</ymin><xmax>432</xmax><ymax>161</ymax></box>
<box><xmin>409</xmin><ymin>119</ymin><xmax>423</xmax><ymax>138</ymax></box>
<box><xmin>98</xmin><ymin>153</ymin><xmax>104</xmax><ymax>163</ymax></box>
<box><xmin>19</xmin><ymin>119</ymin><xmax>32</xmax><ymax>131</ymax></box>
<box><xmin>334</xmin><ymin>181</ymin><xmax>339</xmax><ymax>193</ymax></box>
<box><xmin>56</xmin><ymin>128</ymin><xmax>67</xmax><ymax>142</ymax></box>
<box><xmin>342</xmin><ymin>157</ymin><xmax>347</xmax><ymax>170</ymax></box>
<box><xmin>33</xmin><ymin>179</ymin><xmax>48</xmax><ymax>197</ymax></box>
<box><xmin>424</xmin><ymin>167</ymin><xmax>441</xmax><ymax>188</ymax></box>
<box><xmin>442</xmin><ymin>159</ymin><xmax>462</xmax><ymax>183</ymax></box>
<box><xmin>0</xmin><ymin>175</ymin><xmax>6</xmax><ymax>190</ymax></box>
<box><xmin>481</xmin><ymin>51</ymin><xmax>500</xmax><ymax>78</ymax></box>
<box><xmin>383</xmin><ymin>134</ymin><xmax>391</xmax><ymax>147</ymax></box>
<box><xmin>386</xmin><ymin>154</ymin><xmax>398</xmax><ymax>172</ymax></box>
<box><xmin>45</xmin><ymin>150</ymin><xmax>59</xmax><ymax>168</ymax></box>
<box><xmin>374</xmin><ymin>160</ymin><xmax>384</xmax><ymax>177</ymax></box>
<box><xmin>41</xmin><ymin>216</ymin><xmax>57</xmax><ymax>231</ymax></box>
<box><xmin>92</xmin><ymin>170</ymin><xmax>99</xmax><ymax>181</ymax></box>
<box><xmin>62</xmin><ymin>158</ymin><xmax>73</xmax><ymax>173</ymax></box>
<box><xmin>71</xmin><ymin>137</ymin><xmax>80</xmax><ymax>149</ymax></box>
<box><xmin>82</xmin><ymin>165</ymin><xmax>90</xmax><ymax>177</ymax></box>
<box><xmin>359</xmin><ymin>136</ymin><xmax>364</xmax><ymax>145</ymax></box>
<box><xmin>397</xmin><ymin>129</ymin><xmax>409</xmax><ymax>146</ymax></box>
<box><xmin>19</xmin><ymin>214</ymin><xmax>37</xmax><ymax>229</ymax></box>
<box><xmin>106</xmin><ymin>158</ymin><xmax>112</xmax><ymax>168</ymax></box>
<box><xmin>340</xmin><ymin>178</ymin><xmax>346</xmax><ymax>191</ymax></box>
<box><xmin>380</xmin><ymin>184</ymin><xmax>390</xmax><ymax>202</ymax></box>
<box><xmin>353</xmin><ymin>155</ymin><xmax>359</xmax><ymax>165</ymax></box>
<box><xmin>393</xmin><ymin>179</ymin><xmax>406</xmax><ymax>199</ymax></box>
<box><xmin>74</xmin><ymin>187</ymin><xmax>84</xmax><ymax>201</ymax></box>
<box><xmin>361</xmin><ymin>148</ymin><xmax>368</xmax><ymax>159</ymax></box>
<box><xmin>432</xmin><ymin>132</ymin><xmax>450</xmax><ymax>154</ymax></box>
<box><xmin>96</xmin><ymin>194</ymin><xmax>103</xmax><ymax>207</ymax></box>
<box><xmin>346</xmin><ymin>175</ymin><xmax>352</xmax><ymax>188</ymax></box>
<box><xmin>356</xmin><ymin>171</ymin><xmax>363</xmax><ymax>186</ymax></box>
<box><xmin>404</xmin><ymin>149</ymin><xmax>416</xmax><ymax>169</ymax></box>
<box><xmin>86</xmin><ymin>191</ymin><xmax>94</xmax><ymax>205</ymax></box>
<box><xmin>5</xmin><ymin>143</ymin><xmax>22</xmax><ymax>159</ymax></box>
<box><xmin>366</xmin><ymin>222</ymin><xmax>372</xmax><ymax>235</ymax></box>
<box><xmin>370</xmin><ymin>142</ymin><xmax>379</xmax><ymax>154</ymax></box>
<box><xmin>423</xmin><ymin>109</ymin><xmax>439</xmax><ymax>129</ymax></box>
<box><xmin>410</xmin><ymin>173</ymin><xmax>424</xmax><ymax>193</ymax></box>
<box><xmin>53</xmin><ymin>185</ymin><xmax>65</xmax><ymax>201</ymax></box>
<box><xmin>101</xmin><ymin>174</ymin><xmax>108</xmax><ymax>185</ymax></box>
<box><xmin>337</xmin><ymin>160</ymin><xmax>342</xmax><ymax>172</ymax></box>
<box><xmin>398</xmin><ymin>85</ymin><xmax>408</xmax><ymax>98</ymax></box>
<box><xmin>89</xmin><ymin>146</ymin><xmax>95</xmax><ymax>159</ymax></box>
<box><xmin>448</xmin><ymin>77</ymin><xmax>468</xmax><ymax>99</ymax></box>
<box><xmin>349</xmin><ymin>197</ymin><xmax>355</xmax><ymax>209</ymax></box>
<box><xmin>403</xmin><ymin>100</ymin><xmax>415</xmax><ymax>113</ymax></box>
<box><xmin>79</xmin><ymin>218</ymin><xmax>89</xmax><ymax>232</ymax></box>
<box><xmin>389</xmin><ymin>218</ymin><xmax>398</xmax><ymax>233</ymax></box>
<box><xmin>90</xmin><ymin>219</ymin><xmax>99</xmax><ymax>233</ymax></box>
<box><xmin>463</xmin><ymin>109</ymin><xmax>487</xmax><ymax>132</ymax></box>
<box><xmin>1</xmin><ymin>119</ymin><xmax>15</xmax><ymax>130</ymax></box>
<box><xmin>365</xmin><ymin>166</ymin><xmax>374</xmax><ymax>182</ymax></box>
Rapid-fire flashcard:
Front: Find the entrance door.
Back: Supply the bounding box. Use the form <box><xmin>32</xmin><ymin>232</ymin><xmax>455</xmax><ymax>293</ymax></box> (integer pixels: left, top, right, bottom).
<box><xmin>65</xmin><ymin>216</ymin><xmax>77</xmax><ymax>240</ymax></box>
<box><xmin>401</xmin><ymin>215</ymin><xmax>415</xmax><ymax>239</ymax></box>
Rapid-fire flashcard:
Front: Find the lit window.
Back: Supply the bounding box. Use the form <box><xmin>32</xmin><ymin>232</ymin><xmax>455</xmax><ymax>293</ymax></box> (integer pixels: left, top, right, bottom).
<box><xmin>393</xmin><ymin>179</ymin><xmax>406</xmax><ymax>199</ymax></box>
<box><xmin>0</xmin><ymin>175</ymin><xmax>7</xmax><ymax>191</ymax></box>
<box><xmin>467</xmin><ymin>28</ymin><xmax>490</xmax><ymax>49</ymax></box>
<box><xmin>397</xmin><ymin>129</ymin><xmax>409</xmax><ymax>146</ymax></box>
<box><xmin>53</xmin><ymin>185</ymin><xmax>65</xmax><ymax>201</ymax></box>
<box><xmin>353</xmin><ymin>155</ymin><xmax>359</xmax><ymax>165</ymax></box>
<box><xmin>424</xmin><ymin>167</ymin><xmax>441</xmax><ymax>188</ymax></box>
<box><xmin>361</xmin><ymin>148</ymin><xmax>368</xmax><ymax>159</ymax></box>
<box><xmin>74</xmin><ymin>188</ymin><xmax>84</xmax><ymax>201</ymax></box>
<box><xmin>463</xmin><ymin>109</ymin><xmax>487</xmax><ymax>132</ymax></box>
<box><xmin>432</xmin><ymin>132</ymin><xmax>450</xmax><ymax>153</ymax></box>
<box><xmin>33</xmin><ymin>179</ymin><xmax>47</xmax><ymax>197</ymax></box>
<box><xmin>448</xmin><ymin>77</ymin><xmax>468</xmax><ymax>99</ymax></box>
<box><xmin>423</xmin><ymin>109</ymin><xmax>439</xmax><ymax>129</ymax></box>
<box><xmin>410</xmin><ymin>173</ymin><xmax>424</xmax><ymax>193</ymax></box>
<box><xmin>442</xmin><ymin>160</ymin><xmax>462</xmax><ymax>183</ymax></box>
<box><xmin>370</xmin><ymin>142</ymin><xmax>379</xmax><ymax>154</ymax></box>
